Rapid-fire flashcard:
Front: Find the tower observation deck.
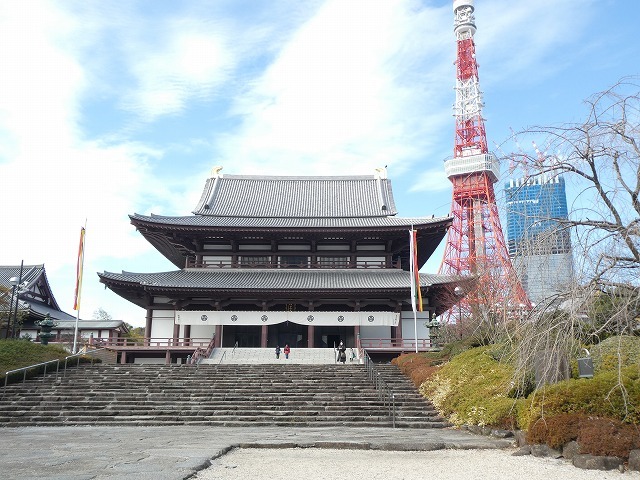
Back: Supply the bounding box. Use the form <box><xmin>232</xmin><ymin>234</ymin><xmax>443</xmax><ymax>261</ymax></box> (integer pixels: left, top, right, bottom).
<box><xmin>439</xmin><ymin>0</ymin><xmax>530</xmax><ymax>324</ymax></box>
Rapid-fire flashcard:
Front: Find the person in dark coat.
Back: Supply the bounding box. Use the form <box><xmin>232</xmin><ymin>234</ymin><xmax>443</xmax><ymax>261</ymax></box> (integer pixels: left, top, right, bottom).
<box><xmin>338</xmin><ymin>340</ymin><xmax>347</xmax><ymax>364</ymax></box>
<box><xmin>275</xmin><ymin>345</ymin><xmax>281</xmax><ymax>359</ymax></box>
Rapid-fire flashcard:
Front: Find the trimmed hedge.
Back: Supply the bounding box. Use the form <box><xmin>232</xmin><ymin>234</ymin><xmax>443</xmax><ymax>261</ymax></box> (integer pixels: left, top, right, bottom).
<box><xmin>518</xmin><ymin>366</ymin><xmax>640</xmax><ymax>429</ymax></box>
<box><xmin>391</xmin><ymin>353</ymin><xmax>442</xmax><ymax>387</ymax></box>
<box><xmin>527</xmin><ymin>413</ymin><xmax>640</xmax><ymax>458</ymax></box>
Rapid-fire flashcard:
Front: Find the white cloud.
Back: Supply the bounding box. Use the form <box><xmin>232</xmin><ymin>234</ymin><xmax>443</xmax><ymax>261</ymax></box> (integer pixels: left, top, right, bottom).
<box><xmin>121</xmin><ymin>18</ymin><xmax>236</xmax><ymax>120</ymax></box>
<box><xmin>217</xmin><ymin>0</ymin><xmax>453</xmax><ymax>177</ymax></box>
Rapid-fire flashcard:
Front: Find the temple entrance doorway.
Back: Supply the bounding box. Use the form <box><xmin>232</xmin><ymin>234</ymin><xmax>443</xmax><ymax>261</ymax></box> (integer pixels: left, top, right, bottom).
<box><xmin>222</xmin><ymin>325</ymin><xmax>261</xmax><ymax>347</ymax></box>
<box><xmin>268</xmin><ymin>322</ymin><xmax>307</xmax><ymax>348</ymax></box>
<box><xmin>314</xmin><ymin>326</ymin><xmax>354</xmax><ymax>349</ymax></box>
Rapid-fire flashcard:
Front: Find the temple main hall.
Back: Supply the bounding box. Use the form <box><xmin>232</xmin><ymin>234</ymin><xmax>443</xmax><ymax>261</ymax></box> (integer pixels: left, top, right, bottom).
<box><xmin>99</xmin><ymin>168</ymin><xmax>465</xmax><ymax>363</ymax></box>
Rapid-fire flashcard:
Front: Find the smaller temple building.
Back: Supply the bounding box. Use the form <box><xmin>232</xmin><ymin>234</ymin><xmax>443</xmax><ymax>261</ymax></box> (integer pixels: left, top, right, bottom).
<box><xmin>1</xmin><ymin>264</ymin><xmax>128</xmax><ymax>344</ymax></box>
<box><xmin>99</xmin><ymin>168</ymin><xmax>467</xmax><ymax>363</ymax></box>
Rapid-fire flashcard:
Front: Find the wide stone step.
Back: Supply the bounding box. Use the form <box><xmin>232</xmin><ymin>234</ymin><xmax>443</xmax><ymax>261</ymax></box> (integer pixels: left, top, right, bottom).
<box><xmin>0</xmin><ymin>363</ymin><xmax>447</xmax><ymax>429</ymax></box>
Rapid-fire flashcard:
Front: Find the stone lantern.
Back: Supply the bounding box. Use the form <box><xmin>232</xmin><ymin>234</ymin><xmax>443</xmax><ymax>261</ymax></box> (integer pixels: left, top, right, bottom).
<box><xmin>36</xmin><ymin>314</ymin><xmax>57</xmax><ymax>345</ymax></box>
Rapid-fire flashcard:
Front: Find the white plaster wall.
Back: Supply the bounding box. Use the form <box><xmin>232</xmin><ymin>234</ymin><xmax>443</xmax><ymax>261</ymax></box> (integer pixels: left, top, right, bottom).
<box><xmin>401</xmin><ymin>312</ymin><xmax>430</xmax><ymax>340</ymax></box>
<box><xmin>359</xmin><ymin>325</ymin><xmax>391</xmax><ymax>339</ymax></box>
<box><xmin>151</xmin><ymin>310</ymin><xmax>175</xmax><ymax>343</ymax></box>
<box><xmin>189</xmin><ymin>324</ymin><xmax>216</xmax><ymax>340</ymax></box>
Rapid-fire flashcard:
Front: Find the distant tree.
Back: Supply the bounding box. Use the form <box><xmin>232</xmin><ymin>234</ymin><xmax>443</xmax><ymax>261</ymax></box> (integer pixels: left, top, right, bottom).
<box><xmin>506</xmin><ymin>77</ymin><xmax>640</xmax><ymax>394</ymax></box>
<box><xmin>0</xmin><ymin>286</ymin><xmax>11</xmax><ymax>335</ymax></box>
<box><xmin>123</xmin><ymin>323</ymin><xmax>144</xmax><ymax>343</ymax></box>
<box><xmin>511</xmin><ymin>76</ymin><xmax>639</xmax><ymax>291</ymax></box>
<box><xmin>92</xmin><ymin>308</ymin><xmax>113</xmax><ymax>321</ymax></box>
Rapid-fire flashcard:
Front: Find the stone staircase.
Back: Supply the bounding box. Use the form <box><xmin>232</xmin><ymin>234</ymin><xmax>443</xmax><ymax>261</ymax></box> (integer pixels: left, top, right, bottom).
<box><xmin>0</xmin><ymin>363</ymin><xmax>448</xmax><ymax>429</ymax></box>
<box><xmin>203</xmin><ymin>347</ymin><xmax>339</xmax><ymax>364</ymax></box>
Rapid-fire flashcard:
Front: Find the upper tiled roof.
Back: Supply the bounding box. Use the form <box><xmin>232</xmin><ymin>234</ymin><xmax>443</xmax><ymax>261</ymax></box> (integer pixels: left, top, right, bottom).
<box><xmin>99</xmin><ymin>268</ymin><xmax>459</xmax><ymax>291</ymax></box>
<box><xmin>192</xmin><ymin>174</ymin><xmax>397</xmax><ymax>218</ymax></box>
<box><xmin>131</xmin><ymin>213</ymin><xmax>450</xmax><ymax>230</ymax></box>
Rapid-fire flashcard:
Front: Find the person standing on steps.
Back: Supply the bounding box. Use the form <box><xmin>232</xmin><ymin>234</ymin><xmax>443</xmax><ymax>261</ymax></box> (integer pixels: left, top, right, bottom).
<box><xmin>283</xmin><ymin>343</ymin><xmax>290</xmax><ymax>359</ymax></box>
<box><xmin>275</xmin><ymin>345</ymin><xmax>281</xmax><ymax>359</ymax></box>
<box><xmin>337</xmin><ymin>340</ymin><xmax>347</xmax><ymax>364</ymax></box>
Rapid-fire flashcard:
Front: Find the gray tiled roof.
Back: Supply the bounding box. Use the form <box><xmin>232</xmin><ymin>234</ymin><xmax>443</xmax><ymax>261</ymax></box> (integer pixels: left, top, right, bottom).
<box><xmin>192</xmin><ymin>175</ymin><xmax>397</xmax><ymax>218</ymax></box>
<box><xmin>53</xmin><ymin>319</ymin><xmax>126</xmax><ymax>329</ymax></box>
<box><xmin>25</xmin><ymin>300</ymin><xmax>77</xmax><ymax>322</ymax></box>
<box><xmin>131</xmin><ymin>213</ymin><xmax>449</xmax><ymax>229</ymax></box>
<box><xmin>99</xmin><ymin>268</ymin><xmax>459</xmax><ymax>291</ymax></box>
<box><xmin>0</xmin><ymin>264</ymin><xmax>45</xmax><ymax>290</ymax></box>
<box><xmin>0</xmin><ymin>264</ymin><xmax>63</xmax><ymax>313</ymax></box>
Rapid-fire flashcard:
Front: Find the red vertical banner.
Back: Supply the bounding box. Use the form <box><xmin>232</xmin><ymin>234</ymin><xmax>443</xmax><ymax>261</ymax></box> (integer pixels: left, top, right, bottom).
<box><xmin>73</xmin><ymin>227</ymin><xmax>86</xmax><ymax>311</ymax></box>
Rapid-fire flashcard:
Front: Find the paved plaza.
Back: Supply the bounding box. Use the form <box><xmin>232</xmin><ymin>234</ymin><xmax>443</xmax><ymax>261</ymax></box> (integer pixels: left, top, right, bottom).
<box><xmin>1</xmin><ymin>426</ymin><xmax>513</xmax><ymax>480</ymax></box>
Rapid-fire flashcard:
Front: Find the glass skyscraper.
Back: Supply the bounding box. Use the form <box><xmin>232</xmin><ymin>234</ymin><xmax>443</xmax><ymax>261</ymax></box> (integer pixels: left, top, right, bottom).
<box><xmin>505</xmin><ymin>175</ymin><xmax>573</xmax><ymax>304</ymax></box>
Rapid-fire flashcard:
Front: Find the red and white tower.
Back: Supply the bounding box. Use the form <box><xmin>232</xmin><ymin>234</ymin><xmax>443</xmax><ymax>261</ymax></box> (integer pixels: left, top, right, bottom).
<box><xmin>439</xmin><ymin>0</ymin><xmax>530</xmax><ymax>322</ymax></box>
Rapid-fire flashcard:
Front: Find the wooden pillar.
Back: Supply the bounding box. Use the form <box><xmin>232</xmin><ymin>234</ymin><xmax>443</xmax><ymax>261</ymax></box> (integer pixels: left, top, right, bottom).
<box><xmin>394</xmin><ymin>302</ymin><xmax>403</xmax><ymax>343</ymax></box>
<box><xmin>307</xmin><ymin>300</ymin><xmax>315</xmax><ymax>348</ymax></box>
<box><xmin>261</xmin><ymin>325</ymin><xmax>268</xmax><ymax>347</ymax></box>
<box><xmin>119</xmin><ymin>351</ymin><xmax>127</xmax><ymax>364</ymax></box>
<box><xmin>165</xmin><ymin>350</ymin><xmax>171</xmax><ymax>365</ymax></box>
<box><xmin>144</xmin><ymin>309</ymin><xmax>153</xmax><ymax>346</ymax></box>
<box><xmin>173</xmin><ymin>323</ymin><xmax>180</xmax><ymax>346</ymax></box>
<box><xmin>214</xmin><ymin>325</ymin><xmax>222</xmax><ymax>348</ymax></box>
<box><xmin>307</xmin><ymin>325</ymin><xmax>314</xmax><ymax>348</ymax></box>
<box><xmin>184</xmin><ymin>325</ymin><xmax>191</xmax><ymax>346</ymax></box>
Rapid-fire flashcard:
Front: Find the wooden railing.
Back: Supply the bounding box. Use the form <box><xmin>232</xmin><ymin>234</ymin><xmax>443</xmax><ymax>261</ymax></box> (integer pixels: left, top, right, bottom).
<box><xmin>188</xmin><ymin>336</ymin><xmax>217</xmax><ymax>365</ymax></box>
<box><xmin>80</xmin><ymin>338</ymin><xmax>213</xmax><ymax>349</ymax></box>
<box><xmin>186</xmin><ymin>260</ymin><xmax>400</xmax><ymax>269</ymax></box>
<box><xmin>358</xmin><ymin>338</ymin><xmax>434</xmax><ymax>350</ymax></box>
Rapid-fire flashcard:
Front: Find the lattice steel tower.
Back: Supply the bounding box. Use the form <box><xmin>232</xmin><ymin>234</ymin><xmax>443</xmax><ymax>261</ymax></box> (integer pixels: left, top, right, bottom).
<box><xmin>439</xmin><ymin>0</ymin><xmax>530</xmax><ymax>321</ymax></box>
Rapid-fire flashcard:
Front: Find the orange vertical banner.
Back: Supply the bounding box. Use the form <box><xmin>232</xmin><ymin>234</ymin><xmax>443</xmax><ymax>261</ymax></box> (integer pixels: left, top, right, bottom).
<box><xmin>73</xmin><ymin>227</ymin><xmax>85</xmax><ymax>311</ymax></box>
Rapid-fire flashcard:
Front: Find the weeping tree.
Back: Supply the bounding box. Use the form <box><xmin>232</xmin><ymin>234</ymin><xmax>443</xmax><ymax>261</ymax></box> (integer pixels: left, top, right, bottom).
<box><xmin>506</xmin><ymin>77</ymin><xmax>640</xmax><ymax>391</ymax></box>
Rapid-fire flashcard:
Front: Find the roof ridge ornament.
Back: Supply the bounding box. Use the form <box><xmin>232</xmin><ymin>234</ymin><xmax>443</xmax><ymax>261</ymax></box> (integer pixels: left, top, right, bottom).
<box><xmin>210</xmin><ymin>165</ymin><xmax>223</xmax><ymax>178</ymax></box>
<box><xmin>374</xmin><ymin>166</ymin><xmax>387</xmax><ymax>179</ymax></box>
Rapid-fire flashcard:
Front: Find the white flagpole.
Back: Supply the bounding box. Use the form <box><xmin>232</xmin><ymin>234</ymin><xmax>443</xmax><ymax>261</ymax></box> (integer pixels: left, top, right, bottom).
<box><xmin>409</xmin><ymin>228</ymin><xmax>418</xmax><ymax>353</ymax></box>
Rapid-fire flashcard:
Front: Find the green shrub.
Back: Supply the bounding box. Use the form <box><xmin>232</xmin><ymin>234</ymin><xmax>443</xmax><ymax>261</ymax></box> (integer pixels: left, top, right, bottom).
<box><xmin>420</xmin><ymin>345</ymin><xmax>522</xmax><ymax>428</ymax></box>
<box><xmin>519</xmin><ymin>366</ymin><xmax>640</xmax><ymax>429</ymax></box>
<box><xmin>589</xmin><ymin>335</ymin><xmax>640</xmax><ymax>374</ymax></box>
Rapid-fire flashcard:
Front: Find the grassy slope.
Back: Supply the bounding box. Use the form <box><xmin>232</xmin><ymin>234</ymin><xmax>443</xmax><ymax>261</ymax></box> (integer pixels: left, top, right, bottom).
<box><xmin>0</xmin><ymin>339</ymin><xmax>70</xmax><ymax>380</ymax></box>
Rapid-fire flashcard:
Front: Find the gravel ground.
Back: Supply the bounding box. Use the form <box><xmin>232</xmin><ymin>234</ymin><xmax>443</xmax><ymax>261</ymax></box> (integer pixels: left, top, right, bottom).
<box><xmin>193</xmin><ymin>448</ymin><xmax>633</xmax><ymax>480</ymax></box>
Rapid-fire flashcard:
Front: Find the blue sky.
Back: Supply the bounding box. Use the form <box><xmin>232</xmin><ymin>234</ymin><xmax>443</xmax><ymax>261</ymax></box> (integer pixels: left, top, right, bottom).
<box><xmin>0</xmin><ymin>0</ymin><xmax>636</xmax><ymax>327</ymax></box>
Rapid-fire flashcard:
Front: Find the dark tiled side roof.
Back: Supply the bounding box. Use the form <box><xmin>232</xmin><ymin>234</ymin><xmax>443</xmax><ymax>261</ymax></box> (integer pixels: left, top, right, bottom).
<box><xmin>99</xmin><ymin>268</ymin><xmax>460</xmax><ymax>291</ymax></box>
<box><xmin>24</xmin><ymin>300</ymin><xmax>77</xmax><ymax>322</ymax></box>
<box><xmin>0</xmin><ymin>264</ymin><xmax>44</xmax><ymax>290</ymax></box>
<box><xmin>0</xmin><ymin>264</ymin><xmax>62</xmax><ymax>312</ymax></box>
<box><xmin>192</xmin><ymin>175</ymin><xmax>397</xmax><ymax>218</ymax></box>
<box><xmin>130</xmin><ymin>213</ymin><xmax>450</xmax><ymax>229</ymax></box>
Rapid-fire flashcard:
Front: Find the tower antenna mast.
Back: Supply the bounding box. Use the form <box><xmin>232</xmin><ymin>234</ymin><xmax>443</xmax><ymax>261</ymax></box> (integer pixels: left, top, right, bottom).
<box><xmin>439</xmin><ymin>0</ymin><xmax>530</xmax><ymax>324</ymax></box>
